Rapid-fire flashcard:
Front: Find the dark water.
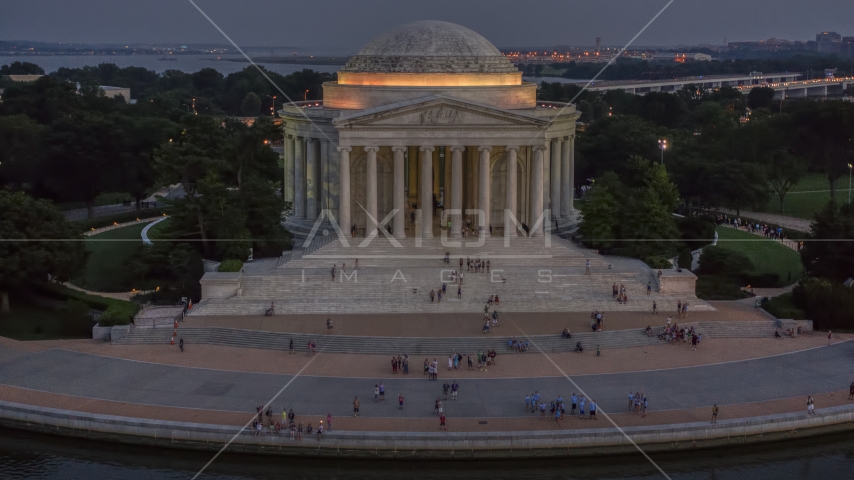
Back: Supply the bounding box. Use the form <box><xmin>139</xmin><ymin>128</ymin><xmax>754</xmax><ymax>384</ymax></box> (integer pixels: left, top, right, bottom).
<box><xmin>1</xmin><ymin>427</ymin><xmax>853</xmax><ymax>479</ymax></box>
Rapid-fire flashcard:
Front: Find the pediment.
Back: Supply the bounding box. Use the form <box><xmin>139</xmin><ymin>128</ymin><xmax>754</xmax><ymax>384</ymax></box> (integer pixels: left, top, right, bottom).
<box><xmin>333</xmin><ymin>95</ymin><xmax>549</xmax><ymax>128</ymax></box>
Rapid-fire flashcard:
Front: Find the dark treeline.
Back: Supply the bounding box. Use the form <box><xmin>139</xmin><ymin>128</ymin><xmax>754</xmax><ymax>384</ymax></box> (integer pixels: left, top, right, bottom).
<box><xmin>541</xmin><ymin>80</ymin><xmax>854</xmax><ymax>327</ymax></box>
<box><xmin>0</xmin><ymin>61</ymin><xmax>320</xmax><ymax>301</ymax></box>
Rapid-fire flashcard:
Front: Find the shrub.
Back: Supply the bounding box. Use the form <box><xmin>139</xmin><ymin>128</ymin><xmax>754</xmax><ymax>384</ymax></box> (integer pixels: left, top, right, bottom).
<box><xmin>697</xmin><ymin>246</ymin><xmax>753</xmax><ymax>277</ymax></box>
<box><xmin>30</xmin><ymin>282</ymin><xmax>139</xmax><ymax>326</ymax></box>
<box><xmin>761</xmin><ymin>293</ymin><xmax>805</xmax><ymax>320</ymax></box>
<box><xmin>695</xmin><ymin>275</ymin><xmax>751</xmax><ymax>300</ymax></box>
<box><xmin>678</xmin><ymin>216</ymin><xmax>715</xmax><ymax>248</ymax></box>
<box><xmin>644</xmin><ymin>255</ymin><xmax>673</xmax><ymax>269</ymax></box>
<box><xmin>792</xmin><ymin>277</ymin><xmax>854</xmax><ymax>330</ymax></box>
<box><xmin>218</xmin><ymin>259</ymin><xmax>244</xmax><ymax>272</ymax></box>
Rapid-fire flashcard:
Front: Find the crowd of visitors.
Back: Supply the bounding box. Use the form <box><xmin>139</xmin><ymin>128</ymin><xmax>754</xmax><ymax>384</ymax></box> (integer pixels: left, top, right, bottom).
<box><xmin>590</xmin><ymin>311</ymin><xmax>605</xmax><ymax>331</ymax></box>
<box><xmin>250</xmin><ymin>406</ymin><xmax>327</xmax><ymax>441</ymax></box>
<box><xmin>611</xmin><ymin>283</ymin><xmax>629</xmax><ymax>304</ymax></box>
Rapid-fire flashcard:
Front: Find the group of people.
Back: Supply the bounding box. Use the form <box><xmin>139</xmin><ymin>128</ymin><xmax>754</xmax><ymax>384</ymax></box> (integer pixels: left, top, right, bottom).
<box><xmin>525</xmin><ymin>392</ymin><xmax>598</xmax><ymax>425</ymax></box>
<box><xmin>628</xmin><ymin>392</ymin><xmax>649</xmax><ymax>417</ymax></box>
<box><xmin>430</xmin><ymin>283</ymin><xmax>458</xmax><ymax>302</ymax></box>
<box><xmin>391</xmin><ymin>354</ymin><xmax>409</xmax><ymax>374</ymax></box>
<box><xmin>251</xmin><ymin>407</ymin><xmax>330</xmax><ymax>441</ymax></box>
<box><xmin>653</xmin><ymin>318</ymin><xmax>702</xmax><ymax>349</ymax></box>
<box><xmin>482</xmin><ymin>307</ymin><xmax>500</xmax><ymax>332</ymax></box>
<box><xmin>507</xmin><ymin>337</ymin><xmax>529</xmax><ymax>352</ymax></box>
<box><xmin>676</xmin><ymin>301</ymin><xmax>690</xmax><ymax>318</ymax></box>
<box><xmin>590</xmin><ymin>311</ymin><xmax>605</xmax><ymax>331</ymax></box>
<box><xmin>611</xmin><ymin>283</ymin><xmax>630</xmax><ymax>304</ymax></box>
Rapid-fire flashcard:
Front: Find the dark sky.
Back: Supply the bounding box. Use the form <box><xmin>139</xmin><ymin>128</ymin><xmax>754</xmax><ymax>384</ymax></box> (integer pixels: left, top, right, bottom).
<box><xmin>1</xmin><ymin>0</ymin><xmax>853</xmax><ymax>52</ymax></box>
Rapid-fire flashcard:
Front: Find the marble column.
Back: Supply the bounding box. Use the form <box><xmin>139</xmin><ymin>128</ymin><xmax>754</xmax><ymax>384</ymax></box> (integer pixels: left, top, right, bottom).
<box><xmin>338</xmin><ymin>147</ymin><xmax>351</xmax><ymax>234</ymax></box>
<box><xmin>550</xmin><ymin>138</ymin><xmax>562</xmax><ymax>221</ymax></box>
<box><xmin>450</xmin><ymin>146</ymin><xmax>464</xmax><ymax>238</ymax></box>
<box><xmin>478</xmin><ymin>146</ymin><xmax>492</xmax><ymax>237</ymax></box>
<box><xmin>365</xmin><ymin>146</ymin><xmax>379</xmax><ymax>238</ymax></box>
<box><xmin>419</xmin><ymin>146</ymin><xmax>434</xmax><ymax>238</ymax></box>
<box><xmin>283</xmin><ymin>134</ymin><xmax>292</xmax><ymax>204</ymax></box>
<box><xmin>505</xmin><ymin>146</ymin><xmax>519</xmax><ymax>237</ymax></box>
<box><xmin>530</xmin><ymin>145</ymin><xmax>546</xmax><ymax>237</ymax></box>
<box><xmin>320</xmin><ymin>139</ymin><xmax>330</xmax><ymax>215</ymax></box>
<box><xmin>392</xmin><ymin>146</ymin><xmax>406</xmax><ymax>239</ymax></box>
<box><xmin>306</xmin><ymin>138</ymin><xmax>319</xmax><ymax>220</ymax></box>
<box><xmin>293</xmin><ymin>137</ymin><xmax>305</xmax><ymax>219</ymax></box>
<box><xmin>568</xmin><ymin>135</ymin><xmax>575</xmax><ymax>212</ymax></box>
<box><xmin>561</xmin><ymin>136</ymin><xmax>571</xmax><ymax>218</ymax></box>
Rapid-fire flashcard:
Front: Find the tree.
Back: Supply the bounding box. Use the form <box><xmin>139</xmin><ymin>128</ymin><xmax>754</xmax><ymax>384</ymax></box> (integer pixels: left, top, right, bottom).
<box><xmin>0</xmin><ymin>191</ymin><xmax>87</xmax><ymax>313</ymax></box>
<box><xmin>767</xmin><ymin>151</ymin><xmax>807</xmax><ymax>213</ymax></box>
<box><xmin>240</xmin><ymin>92</ymin><xmax>262</xmax><ymax>116</ymax></box>
<box><xmin>793</xmin><ymin>102</ymin><xmax>854</xmax><ymax>200</ymax></box>
<box><xmin>0</xmin><ymin>115</ymin><xmax>44</xmax><ymax>191</ymax></box>
<box><xmin>118</xmin><ymin>116</ymin><xmax>178</xmax><ymax>209</ymax></box>
<box><xmin>42</xmin><ymin>112</ymin><xmax>124</xmax><ymax>218</ymax></box>
<box><xmin>747</xmin><ymin>87</ymin><xmax>775</xmax><ymax>110</ymax></box>
<box><xmin>0</xmin><ymin>61</ymin><xmax>45</xmax><ymax>75</ymax></box>
<box><xmin>801</xmin><ymin>201</ymin><xmax>854</xmax><ymax>282</ymax></box>
<box><xmin>578</xmin><ymin>176</ymin><xmax>619</xmax><ymax>250</ymax></box>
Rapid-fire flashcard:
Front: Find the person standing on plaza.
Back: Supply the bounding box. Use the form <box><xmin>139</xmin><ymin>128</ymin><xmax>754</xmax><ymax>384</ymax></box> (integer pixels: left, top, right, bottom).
<box><xmin>443</xmin><ymin>381</ymin><xmax>450</xmax><ymax>400</ymax></box>
<box><xmin>585</xmin><ymin>259</ymin><xmax>591</xmax><ymax>275</ymax></box>
<box><xmin>398</xmin><ymin>393</ymin><xmax>404</xmax><ymax>409</ymax></box>
<box><xmin>353</xmin><ymin>396</ymin><xmax>360</xmax><ymax>417</ymax></box>
<box><xmin>326</xmin><ymin>413</ymin><xmax>332</xmax><ymax>431</ymax></box>
<box><xmin>571</xmin><ymin>393</ymin><xmax>577</xmax><ymax>416</ymax></box>
<box><xmin>374</xmin><ymin>384</ymin><xmax>379</xmax><ymax>402</ymax></box>
<box><xmin>849</xmin><ymin>382</ymin><xmax>854</xmax><ymax>400</ymax></box>
<box><xmin>289</xmin><ymin>338</ymin><xmax>294</xmax><ymax>354</ymax></box>
<box><xmin>589</xmin><ymin>400</ymin><xmax>597</xmax><ymax>420</ymax></box>
<box><xmin>807</xmin><ymin>395</ymin><xmax>815</xmax><ymax>414</ymax></box>
<box><xmin>828</xmin><ymin>330</ymin><xmax>833</xmax><ymax>345</ymax></box>
<box><xmin>579</xmin><ymin>397</ymin><xmax>586</xmax><ymax>419</ymax></box>
<box><xmin>711</xmin><ymin>404</ymin><xmax>718</xmax><ymax>424</ymax></box>
<box><xmin>179</xmin><ymin>338</ymin><xmax>184</xmax><ymax>352</ymax></box>
<box><xmin>652</xmin><ymin>301</ymin><xmax>658</xmax><ymax>315</ymax></box>
<box><xmin>451</xmin><ymin>380</ymin><xmax>459</xmax><ymax>400</ymax></box>
<box><xmin>439</xmin><ymin>413</ymin><xmax>447</xmax><ymax>431</ymax></box>
<box><xmin>646</xmin><ymin>282</ymin><xmax>651</xmax><ymax>295</ymax></box>
<box><xmin>379</xmin><ymin>382</ymin><xmax>385</xmax><ymax>401</ymax></box>
<box><xmin>331</xmin><ymin>264</ymin><xmax>336</xmax><ymax>281</ymax></box>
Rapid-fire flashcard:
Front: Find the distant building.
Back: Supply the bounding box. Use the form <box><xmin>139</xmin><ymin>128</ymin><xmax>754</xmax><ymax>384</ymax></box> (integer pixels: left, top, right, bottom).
<box><xmin>3</xmin><ymin>74</ymin><xmax>43</xmax><ymax>82</ymax></box>
<box><xmin>816</xmin><ymin>31</ymin><xmax>843</xmax><ymax>54</ymax></box>
<box><xmin>99</xmin><ymin>86</ymin><xmax>131</xmax><ymax>103</ymax></box>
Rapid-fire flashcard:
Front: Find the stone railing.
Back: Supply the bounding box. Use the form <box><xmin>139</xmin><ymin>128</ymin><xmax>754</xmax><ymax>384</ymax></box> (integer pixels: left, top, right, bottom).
<box><xmin>1</xmin><ymin>399</ymin><xmax>854</xmax><ymax>458</ymax></box>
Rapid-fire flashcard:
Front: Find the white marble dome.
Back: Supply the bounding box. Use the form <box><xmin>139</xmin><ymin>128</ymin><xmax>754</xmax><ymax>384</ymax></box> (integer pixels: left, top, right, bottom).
<box><xmin>341</xmin><ymin>20</ymin><xmax>518</xmax><ymax>74</ymax></box>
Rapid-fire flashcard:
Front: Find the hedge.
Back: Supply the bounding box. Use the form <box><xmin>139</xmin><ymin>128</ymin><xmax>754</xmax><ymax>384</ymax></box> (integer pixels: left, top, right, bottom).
<box><xmin>218</xmin><ymin>259</ymin><xmax>244</xmax><ymax>272</ymax></box>
<box><xmin>30</xmin><ymin>282</ymin><xmax>139</xmax><ymax>326</ymax></box>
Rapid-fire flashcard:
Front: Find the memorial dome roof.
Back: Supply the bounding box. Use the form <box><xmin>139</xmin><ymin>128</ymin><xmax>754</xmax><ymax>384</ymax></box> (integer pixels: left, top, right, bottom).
<box><xmin>341</xmin><ymin>21</ymin><xmax>518</xmax><ymax>74</ymax></box>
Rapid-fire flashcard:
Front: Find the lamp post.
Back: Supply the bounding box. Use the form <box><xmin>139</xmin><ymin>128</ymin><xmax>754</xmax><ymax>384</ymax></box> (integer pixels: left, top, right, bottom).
<box><xmin>304</xmin><ymin>89</ymin><xmax>309</xmax><ymax>102</ymax></box>
<box><xmin>658</xmin><ymin>139</ymin><xmax>667</xmax><ymax>165</ymax></box>
<box><xmin>848</xmin><ymin>163</ymin><xmax>852</xmax><ymax>204</ymax></box>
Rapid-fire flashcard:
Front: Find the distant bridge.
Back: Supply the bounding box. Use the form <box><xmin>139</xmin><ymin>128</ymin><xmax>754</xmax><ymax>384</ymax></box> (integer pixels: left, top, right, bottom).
<box><xmin>571</xmin><ymin>73</ymin><xmax>854</xmax><ymax>98</ymax></box>
<box><xmin>574</xmin><ymin>72</ymin><xmax>802</xmax><ymax>94</ymax></box>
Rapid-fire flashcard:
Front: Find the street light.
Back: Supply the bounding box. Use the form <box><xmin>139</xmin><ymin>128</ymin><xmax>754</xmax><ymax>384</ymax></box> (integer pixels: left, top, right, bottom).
<box><xmin>848</xmin><ymin>163</ymin><xmax>852</xmax><ymax>204</ymax></box>
<box><xmin>304</xmin><ymin>89</ymin><xmax>309</xmax><ymax>102</ymax></box>
<box><xmin>658</xmin><ymin>139</ymin><xmax>667</xmax><ymax>164</ymax></box>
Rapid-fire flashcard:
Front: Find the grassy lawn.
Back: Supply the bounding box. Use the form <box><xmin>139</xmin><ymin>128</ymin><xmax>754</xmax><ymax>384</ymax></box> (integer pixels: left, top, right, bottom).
<box><xmin>715</xmin><ymin>226</ymin><xmax>804</xmax><ymax>286</ymax></box>
<box><xmin>145</xmin><ymin>218</ymin><xmax>171</xmax><ymax>241</ymax></box>
<box><xmin>73</xmin><ymin>222</ymin><xmax>149</xmax><ymax>292</ymax></box>
<box><xmin>756</xmin><ymin>173</ymin><xmax>847</xmax><ymax>220</ymax></box>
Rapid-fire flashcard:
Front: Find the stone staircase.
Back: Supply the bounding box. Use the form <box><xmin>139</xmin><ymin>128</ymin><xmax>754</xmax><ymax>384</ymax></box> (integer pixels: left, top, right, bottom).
<box><xmin>193</xmin><ymin>236</ymin><xmax>711</xmax><ymax>315</ymax></box>
<box><xmin>113</xmin><ymin>320</ymin><xmax>783</xmax><ymax>355</ymax></box>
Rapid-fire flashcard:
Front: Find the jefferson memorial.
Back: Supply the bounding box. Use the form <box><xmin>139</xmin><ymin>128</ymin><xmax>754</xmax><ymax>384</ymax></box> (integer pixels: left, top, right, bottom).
<box><xmin>280</xmin><ymin>20</ymin><xmax>580</xmax><ymax>240</ymax></box>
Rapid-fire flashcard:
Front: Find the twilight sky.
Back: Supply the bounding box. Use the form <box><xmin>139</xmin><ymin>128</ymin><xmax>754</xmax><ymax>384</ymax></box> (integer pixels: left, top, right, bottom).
<box><xmin>1</xmin><ymin>0</ymin><xmax>853</xmax><ymax>52</ymax></box>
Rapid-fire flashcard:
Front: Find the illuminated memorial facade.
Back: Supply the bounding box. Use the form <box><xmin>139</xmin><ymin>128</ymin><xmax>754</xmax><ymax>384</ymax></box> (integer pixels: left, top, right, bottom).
<box><xmin>280</xmin><ymin>21</ymin><xmax>580</xmax><ymax>241</ymax></box>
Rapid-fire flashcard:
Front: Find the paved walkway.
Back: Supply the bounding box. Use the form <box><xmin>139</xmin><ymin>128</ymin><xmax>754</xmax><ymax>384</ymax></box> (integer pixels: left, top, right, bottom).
<box><xmin>0</xmin><ymin>339</ymin><xmax>849</xmax><ymax>422</ymax></box>
<box><xmin>718</xmin><ymin>209</ymin><xmax>812</xmax><ymax>234</ymax></box>
<box><xmin>185</xmin><ymin>300</ymin><xmax>766</xmax><ymax>338</ymax></box>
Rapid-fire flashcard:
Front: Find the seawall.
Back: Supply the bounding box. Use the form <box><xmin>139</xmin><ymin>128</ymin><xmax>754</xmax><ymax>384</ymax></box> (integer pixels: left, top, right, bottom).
<box><xmin>1</xmin><ymin>400</ymin><xmax>853</xmax><ymax>458</ymax></box>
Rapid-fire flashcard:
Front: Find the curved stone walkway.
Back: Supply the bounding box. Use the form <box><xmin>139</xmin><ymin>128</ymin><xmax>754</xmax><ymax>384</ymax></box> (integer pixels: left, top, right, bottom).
<box><xmin>0</xmin><ymin>340</ymin><xmax>849</xmax><ymax>420</ymax></box>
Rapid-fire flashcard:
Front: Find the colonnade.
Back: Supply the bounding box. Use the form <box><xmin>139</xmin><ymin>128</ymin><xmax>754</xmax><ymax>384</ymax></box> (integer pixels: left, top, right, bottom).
<box><xmin>334</xmin><ymin>137</ymin><xmax>574</xmax><ymax>239</ymax></box>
